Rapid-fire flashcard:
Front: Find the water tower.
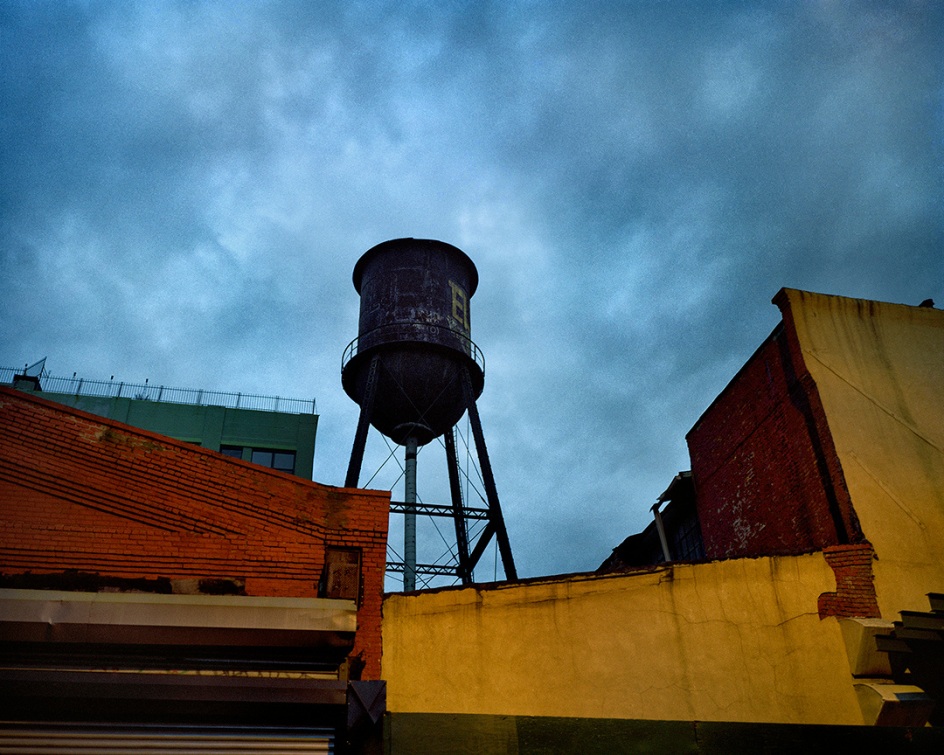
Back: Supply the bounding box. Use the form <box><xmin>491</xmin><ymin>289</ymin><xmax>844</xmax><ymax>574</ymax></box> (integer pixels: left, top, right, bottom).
<box><xmin>342</xmin><ymin>238</ymin><xmax>516</xmax><ymax>590</ymax></box>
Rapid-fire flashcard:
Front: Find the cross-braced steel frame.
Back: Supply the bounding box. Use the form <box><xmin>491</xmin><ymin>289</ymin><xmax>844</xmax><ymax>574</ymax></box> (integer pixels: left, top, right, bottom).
<box><xmin>344</xmin><ymin>354</ymin><xmax>516</xmax><ymax>587</ymax></box>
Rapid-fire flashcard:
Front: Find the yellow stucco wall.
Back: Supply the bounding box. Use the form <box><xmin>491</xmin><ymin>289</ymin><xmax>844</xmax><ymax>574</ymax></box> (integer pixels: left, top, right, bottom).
<box><xmin>383</xmin><ymin>554</ymin><xmax>862</xmax><ymax>724</ymax></box>
<box><xmin>783</xmin><ymin>290</ymin><xmax>944</xmax><ymax>618</ymax></box>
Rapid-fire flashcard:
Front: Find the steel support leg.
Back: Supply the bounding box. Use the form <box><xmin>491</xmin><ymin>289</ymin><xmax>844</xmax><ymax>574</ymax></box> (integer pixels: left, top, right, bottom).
<box><xmin>345</xmin><ymin>354</ymin><xmax>381</xmax><ymax>489</ymax></box>
<box><xmin>445</xmin><ymin>428</ymin><xmax>472</xmax><ymax>584</ymax></box>
<box><xmin>460</xmin><ymin>368</ymin><xmax>517</xmax><ymax>581</ymax></box>
<box><xmin>467</xmin><ymin>520</ymin><xmax>495</xmax><ymax>572</ymax></box>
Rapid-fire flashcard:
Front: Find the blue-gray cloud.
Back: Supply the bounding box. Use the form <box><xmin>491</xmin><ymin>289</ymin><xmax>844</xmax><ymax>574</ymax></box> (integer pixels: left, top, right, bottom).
<box><xmin>2</xmin><ymin>0</ymin><xmax>941</xmax><ymax>583</ymax></box>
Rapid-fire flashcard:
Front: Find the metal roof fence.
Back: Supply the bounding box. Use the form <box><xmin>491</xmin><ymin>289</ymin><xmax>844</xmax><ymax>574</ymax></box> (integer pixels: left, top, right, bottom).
<box><xmin>1</xmin><ymin>367</ymin><xmax>316</xmax><ymax>415</ymax></box>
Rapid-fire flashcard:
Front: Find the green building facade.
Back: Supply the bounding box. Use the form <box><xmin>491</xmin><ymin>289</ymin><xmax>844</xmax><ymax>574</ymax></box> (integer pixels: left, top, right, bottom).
<box><xmin>4</xmin><ymin>366</ymin><xmax>317</xmax><ymax>479</ymax></box>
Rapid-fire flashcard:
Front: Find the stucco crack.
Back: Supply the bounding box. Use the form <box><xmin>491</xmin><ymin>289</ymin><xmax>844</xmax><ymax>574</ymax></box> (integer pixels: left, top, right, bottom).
<box><xmin>845</xmin><ymin>451</ymin><xmax>926</xmax><ymax>531</ymax></box>
<box><xmin>773</xmin><ymin>611</ymin><xmax>820</xmax><ymax>628</ymax></box>
<box><xmin>804</xmin><ymin>349</ymin><xmax>942</xmax><ymax>451</ymax></box>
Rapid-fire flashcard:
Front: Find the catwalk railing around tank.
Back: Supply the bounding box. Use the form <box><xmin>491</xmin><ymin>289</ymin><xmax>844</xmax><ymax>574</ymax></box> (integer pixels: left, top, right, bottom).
<box><xmin>341</xmin><ymin>322</ymin><xmax>485</xmax><ymax>374</ymax></box>
<box><xmin>1</xmin><ymin>367</ymin><xmax>317</xmax><ymax>415</ymax></box>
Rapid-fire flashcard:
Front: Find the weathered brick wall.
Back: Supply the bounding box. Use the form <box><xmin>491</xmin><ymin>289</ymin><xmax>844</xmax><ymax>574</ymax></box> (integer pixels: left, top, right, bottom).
<box><xmin>0</xmin><ymin>387</ymin><xmax>389</xmax><ymax>679</ymax></box>
<box><xmin>817</xmin><ymin>544</ymin><xmax>881</xmax><ymax>619</ymax></box>
<box><xmin>686</xmin><ymin>322</ymin><xmax>859</xmax><ymax>560</ymax></box>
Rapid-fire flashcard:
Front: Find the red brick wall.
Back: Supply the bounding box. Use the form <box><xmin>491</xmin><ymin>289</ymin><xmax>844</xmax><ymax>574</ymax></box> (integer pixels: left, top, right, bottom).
<box><xmin>817</xmin><ymin>544</ymin><xmax>881</xmax><ymax>619</ymax></box>
<box><xmin>0</xmin><ymin>387</ymin><xmax>389</xmax><ymax>679</ymax></box>
<box><xmin>686</xmin><ymin>317</ymin><xmax>859</xmax><ymax>560</ymax></box>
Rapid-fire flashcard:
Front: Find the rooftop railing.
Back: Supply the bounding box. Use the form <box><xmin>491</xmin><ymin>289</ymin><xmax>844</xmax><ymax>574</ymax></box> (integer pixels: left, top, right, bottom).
<box><xmin>1</xmin><ymin>367</ymin><xmax>316</xmax><ymax>415</ymax></box>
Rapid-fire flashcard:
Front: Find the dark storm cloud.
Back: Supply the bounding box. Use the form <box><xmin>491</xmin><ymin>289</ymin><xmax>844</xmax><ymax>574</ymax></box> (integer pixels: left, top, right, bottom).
<box><xmin>2</xmin><ymin>1</ymin><xmax>941</xmax><ymax>581</ymax></box>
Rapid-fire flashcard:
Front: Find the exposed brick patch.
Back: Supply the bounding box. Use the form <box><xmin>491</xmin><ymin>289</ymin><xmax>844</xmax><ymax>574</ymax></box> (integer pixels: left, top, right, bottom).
<box><xmin>0</xmin><ymin>387</ymin><xmax>390</xmax><ymax>679</ymax></box>
<box><xmin>817</xmin><ymin>543</ymin><xmax>881</xmax><ymax>619</ymax></box>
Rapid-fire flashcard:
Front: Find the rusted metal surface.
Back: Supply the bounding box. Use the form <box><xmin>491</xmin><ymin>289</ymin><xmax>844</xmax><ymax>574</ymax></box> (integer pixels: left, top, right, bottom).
<box><xmin>341</xmin><ymin>238</ymin><xmax>484</xmax><ymax>447</ymax></box>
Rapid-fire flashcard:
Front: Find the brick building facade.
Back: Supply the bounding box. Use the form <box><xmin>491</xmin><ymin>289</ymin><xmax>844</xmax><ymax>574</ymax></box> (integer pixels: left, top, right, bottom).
<box><xmin>0</xmin><ymin>386</ymin><xmax>389</xmax><ymax>678</ymax></box>
<box><xmin>0</xmin><ymin>386</ymin><xmax>391</xmax><ymax>750</ymax></box>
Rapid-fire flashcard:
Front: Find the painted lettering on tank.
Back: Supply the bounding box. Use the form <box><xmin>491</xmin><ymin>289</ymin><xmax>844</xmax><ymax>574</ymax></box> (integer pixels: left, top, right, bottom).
<box><xmin>449</xmin><ymin>280</ymin><xmax>470</xmax><ymax>332</ymax></box>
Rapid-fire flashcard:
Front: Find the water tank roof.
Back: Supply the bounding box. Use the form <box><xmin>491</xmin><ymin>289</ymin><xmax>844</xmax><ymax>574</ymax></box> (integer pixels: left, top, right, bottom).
<box><xmin>352</xmin><ymin>237</ymin><xmax>479</xmax><ymax>296</ymax></box>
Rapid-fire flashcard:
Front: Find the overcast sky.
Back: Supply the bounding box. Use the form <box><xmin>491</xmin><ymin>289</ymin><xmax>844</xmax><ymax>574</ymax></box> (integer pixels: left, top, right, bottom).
<box><xmin>2</xmin><ymin>1</ymin><xmax>941</xmax><ymax>587</ymax></box>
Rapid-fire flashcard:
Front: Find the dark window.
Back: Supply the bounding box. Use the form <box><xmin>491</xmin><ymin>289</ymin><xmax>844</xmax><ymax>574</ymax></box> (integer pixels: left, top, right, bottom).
<box><xmin>219</xmin><ymin>446</ymin><xmax>243</xmax><ymax>459</ymax></box>
<box><xmin>250</xmin><ymin>448</ymin><xmax>296</xmax><ymax>474</ymax></box>
<box><xmin>669</xmin><ymin>514</ymin><xmax>706</xmax><ymax>562</ymax></box>
<box><xmin>250</xmin><ymin>449</ymin><xmax>271</xmax><ymax>466</ymax></box>
<box><xmin>272</xmin><ymin>451</ymin><xmax>295</xmax><ymax>472</ymax></box>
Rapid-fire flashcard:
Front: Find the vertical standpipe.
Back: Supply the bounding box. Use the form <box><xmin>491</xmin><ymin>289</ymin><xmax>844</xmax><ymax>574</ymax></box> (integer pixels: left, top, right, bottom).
<box><xmin>403</xmin><ymin>436</ymin><xmax>418</xmax><ymax>591</ymax></box>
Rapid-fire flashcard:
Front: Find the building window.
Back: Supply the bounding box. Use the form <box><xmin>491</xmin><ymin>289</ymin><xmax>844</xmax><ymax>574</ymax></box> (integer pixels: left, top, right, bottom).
<box><xmin>219</xmin><ymin>446</ymin><xmax>296</xmax><ymax>474</ymax></box>
<box><xmin>666</xmin><ymin>504</ymin><xmax>706</xmax><ymax>562</ymax></box>
<box><xmin>251</xmin><ymin>448</ymin><xmax>296</xmax><ymax>474</ymax></box>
